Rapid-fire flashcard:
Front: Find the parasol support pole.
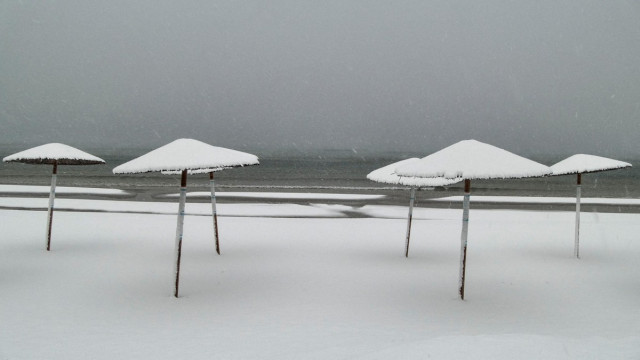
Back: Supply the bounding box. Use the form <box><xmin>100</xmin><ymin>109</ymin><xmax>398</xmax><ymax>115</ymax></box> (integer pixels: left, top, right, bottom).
<box><xmin>405</xmin><ymin>187</ymin><xmax>416</xmax><ymax>258</ymax></box>
<box><xmin>174</xmin><ymin>170</ymin><xmax>187</xmax><ymax>298</ymax></box>
<box><xmin>210</xmin><ymin>172</ymin><xmax>220</xmax><ymax>255</ymax></box>
<box><xmin>46</xmin><ymin>161</ymin><xmax>58</xmax><ymax>251</ymax></box>
<box><xmin>459</xmin><ymin>179</ymin><xmax>471</xmax><ymax>300</ymax></box>
<box><xmin>575</xmin><ymin>173</ymin><xmax>582</xmax><ymax>259</ymax></box>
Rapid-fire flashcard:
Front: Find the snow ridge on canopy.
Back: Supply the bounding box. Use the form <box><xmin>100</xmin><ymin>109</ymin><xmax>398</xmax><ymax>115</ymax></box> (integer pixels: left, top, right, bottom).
<box><xmin>112</xmin><ymin>139</ymin><xmax>259</xmax><ymax>174</ymax></box>
<box><xmin>3</xmin><ymin>143</ymin><xmax>105</xmax><ymax>165</ymax></box>
<box><xmin>367</xmin><ymin>158</ymin><xmax>462</xmax><ymax>187</ymax></box>
<box><xmin>395</xmin><ymin>139</ymin><xmax>551</xmax><ymax>180</ymax></box>
<box><xmin>550</xmin><ymin>154</ymin><xmax>631</xmax><ymax>176</ymax></box>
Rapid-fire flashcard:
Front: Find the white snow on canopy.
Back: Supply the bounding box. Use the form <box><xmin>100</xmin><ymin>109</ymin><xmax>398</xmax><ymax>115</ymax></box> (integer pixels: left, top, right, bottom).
<box><xmin>395</xmin><ymin>139</ymin><xmax>551</xmax><ymax>180</ymax></box>
<box><xmin>550</xmin><ymin>154</ymin><xmax>632</xmax><ymax>176</ymax></box>
<box><xmin>367</xmin><ymin>158</ymin><xmax>462</xmax><ymax>187</ymax></box>
<box><xmin>112</xmin><ymin>139</ymin><xmax>259</xmax><ymax>174</ymax></box>
<box><xmin>3</xmin><ymin>143</ymin><xmax>105</xmax><ymax>165</ymax></box>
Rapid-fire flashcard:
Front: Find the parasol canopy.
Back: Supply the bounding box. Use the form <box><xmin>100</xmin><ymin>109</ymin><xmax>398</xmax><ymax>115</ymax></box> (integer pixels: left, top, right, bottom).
<box><xmin>550</xmin><ymin>154</ymin><xmax>631</xmax><ymax>176</ymax></box>
<box><xmin>3</xmin><ymin>143</ymin><xmax>105</xmax><ymax>165</ymax></box>
<box><xmin>367</xmin><ymin>158</ymin><xmax>462</xmax><ymax>187</ymax></box>
<box><xmin>113</xmin><ymin>138</ymin><xmax>258</xmax><ymax>174</ymax></box>
<box><xmin>395</xmin><ymin>139</ymin><xmax>551</xmax><ymax>180</ymax></box>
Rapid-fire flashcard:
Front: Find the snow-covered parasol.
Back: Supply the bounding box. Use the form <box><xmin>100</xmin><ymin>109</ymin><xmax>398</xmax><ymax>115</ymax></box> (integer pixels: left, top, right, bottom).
<box><xmin>367</xmin><ymin>158</ymin><xmax>461</xmax><ymax>257</ymax></box>
<box><xmin>113</xmin><ymin>138</ymin><xmax>259</xmax><ymax>298</ymax></box>
<box><xmin>396</xmin><ymin>140</ymin><xmax>551</xmax><ymax>299</ymax></box>
<box><xmin>550</xmin><ymin>154</ymin><xmax>632</xmax><ymax>259</ymax></box>
<box><xmin>3</xmin><ymin>143</ymin><xmax>105</xmax><ymax>251</ymax></box>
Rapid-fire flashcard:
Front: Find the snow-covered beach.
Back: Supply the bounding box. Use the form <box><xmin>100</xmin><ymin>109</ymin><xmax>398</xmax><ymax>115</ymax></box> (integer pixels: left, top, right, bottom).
<box><xmin>4</xmin><ymin>0</ymin><xmax>640</xmax><ymax>357</ymax></box>
<box><xmin>1</xmin><ymin>186</ymin><xmax>639</xmax><ymax>359</ymax></box>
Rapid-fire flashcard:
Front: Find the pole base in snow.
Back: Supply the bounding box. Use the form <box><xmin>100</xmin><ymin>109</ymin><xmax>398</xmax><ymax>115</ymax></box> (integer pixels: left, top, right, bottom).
<box><xmin>210</xmin><ymin>173</ymin><xmax>221</xmax><ymax>256</ymax></box>
<box><xmin>574</xmin><ymin>175</ymin><xmax>581</xmax><ymax>260</ymax></box>
<box><xmin>459</xmin><ymin>180</ymin><xmax>471</xmax><ymax>300</ymax></box>
<box><xmin>174</xmin><ymin>172</ymin><xmax>188</xmax><ymax>299</ymax></box>
<box><xmin>46</xmin><ymin>164</ymin><xmax>58</xmax><ymax>251</ymax></box>
<box><xmin>405</xmin><ymin>187</ymin><xmax>416</xmax><ymax>258</ymax></box>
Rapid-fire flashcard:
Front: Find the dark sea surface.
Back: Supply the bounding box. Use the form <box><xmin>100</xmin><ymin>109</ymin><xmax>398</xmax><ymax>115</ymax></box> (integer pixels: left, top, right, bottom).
<box><xmin>1</xmin><ymin>146</ymin><xmax>638</xmax><ymax>210</ymax></box>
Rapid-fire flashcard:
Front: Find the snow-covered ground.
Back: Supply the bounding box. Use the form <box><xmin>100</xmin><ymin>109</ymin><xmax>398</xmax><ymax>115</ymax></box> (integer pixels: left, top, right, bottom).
<box><xmin>0</xmin><ymin>184</ymin><xmax>130</xmax><ymax>196</ymax></box>
<box><xmin>0</xmin><ymin>197</ymin><xmax>351</xmax><ymax>218</ymax></box>
<box><xmin>157</xmin><ymin>191</ymin><xmax>386</xmax><ymax>200</ymax></box>
<box><xmin>432</xmin><ymin>195</ymin><xmax>640</xmax><ymax>206</ymax></box>
<box><xmin>1</xmin><ymin>195</ymin><xmax>639</xmax><ymax>359</ymax></box>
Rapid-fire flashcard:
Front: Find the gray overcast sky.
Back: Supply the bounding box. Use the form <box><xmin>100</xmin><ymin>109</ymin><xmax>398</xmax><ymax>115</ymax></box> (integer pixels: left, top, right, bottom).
<box><xmin>1</xmin><ymin>1</ymin><xmax>640</xmax><ymax>156</ymax></box>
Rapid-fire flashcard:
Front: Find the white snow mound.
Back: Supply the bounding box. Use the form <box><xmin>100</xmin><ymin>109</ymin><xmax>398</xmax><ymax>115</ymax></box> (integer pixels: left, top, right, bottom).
<box><xmin>550</xmin><ymin>154</ymin><xmax>631</xmax><ymax>176</ymax></box>
<box><xmin>367</xmin><ymin>158</ymin><xmax>462</xmax><ymax>187</ymax></box>
<box><xmin>395</xmin><ymin>139</ymin><xmax>551</xmax><ymax>180</ymax></box>
<box><xmin>3</xmin><ymin>143</ymin><xmax>105</xmax><ymax>165</ymax></box>
<box><xmin>113</xmin><ymin>139</ymin><xmax>259</xmax><ymax>174</ymax></box>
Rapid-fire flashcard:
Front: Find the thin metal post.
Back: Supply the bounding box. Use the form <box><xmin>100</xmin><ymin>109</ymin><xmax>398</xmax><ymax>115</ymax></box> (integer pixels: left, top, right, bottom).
<box><xmin>46</xmin><ymin>162</ymin><xmax>58</xmax><ymax>251</ymax></box>
<box><xmin>405</xmin><ymin>187</ymin><xmax>416</xmax><ymax>258</ymax></box>
<box><xmin>174</xmin><ymin>170</ymin><xmax>187</xmax><ymax>298</ymax></box>
<box><xmin>575</xmin><ymin>173</ymin><xmax>582</xmax><ymax>259</ymax></box>
<box><xmin>459</xmin><ymin>179</ymin><xmax>471</xmax><ymax>300</ymax></box>
<box><xmin>210</xmin><ymin>172</ymin><xmax>220</xmax><ymax>255</ymax></box>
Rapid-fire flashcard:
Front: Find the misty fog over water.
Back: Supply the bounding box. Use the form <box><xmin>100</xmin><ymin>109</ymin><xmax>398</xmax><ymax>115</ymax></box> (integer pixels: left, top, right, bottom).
<box><xmin>1</xmin><ymin>1</ymin><xmax>638</xmax><ymax>202</ymax></box>
<box><xmin>2</xmin><ymin>1</ymin><xmax>640</xmax><ymax>157</ymax></box>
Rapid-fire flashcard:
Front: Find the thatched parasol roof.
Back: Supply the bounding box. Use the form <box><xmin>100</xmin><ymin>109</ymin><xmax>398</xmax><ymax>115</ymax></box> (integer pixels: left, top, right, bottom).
<box><xmin>113</xmin><ymin>139</ymin><xmax>259</xmax><ymax>174</ymax></box>
<box><xmin>3</xmin><ymin>143</ymin><xmax>105</xmax><ymax>165</ymax></box>
<box><xmin>395</xmin><ymin>139</ymin><xmax>551</xmax><ymax>180</ymax></box>
<box><xmin>367</xmin><ymin>158</ymin><xmax>462</xmax><ymax>187</ymax></box>
<box><xmin>550</xmin><ymin>154</ymin><xmax>631</xmax><ymax>176</ymax></box>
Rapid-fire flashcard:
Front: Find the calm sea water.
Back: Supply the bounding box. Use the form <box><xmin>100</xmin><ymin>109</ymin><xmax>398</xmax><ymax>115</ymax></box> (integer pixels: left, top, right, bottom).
<box><xmin>1</xmin><ymin>147</ymin><xmax>638</xmax><ymax>200</ymax></box>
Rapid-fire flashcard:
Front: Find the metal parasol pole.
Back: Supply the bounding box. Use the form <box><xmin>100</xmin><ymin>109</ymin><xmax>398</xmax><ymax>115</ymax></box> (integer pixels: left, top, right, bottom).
<box><xmin>174</xmin><ymin>170</ymin><xmax>187</xmax><ymax>298</ymax></box>
<box><xmin>46</xmin><ymin>161</ymin><xmax>58</xmax><ymax>251</ymax></box>
<box><xmin>575</xmin><ymin>173</ymin><xmax>582</xmax><ymax>259</ymax></box>
<box><xmin>209</xmin><ymin>172</ymin><xmax>220</xmax><ymax>255</ymax></box>
<box><xmin>459</xmin><ymin>179</ymin><xmax>471</xmax><ymax>300</ymax></box>
<box><xmin>405</xmin><ymin>187</ymin><xmax>416</xmax><ymax>258</ymax></box>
